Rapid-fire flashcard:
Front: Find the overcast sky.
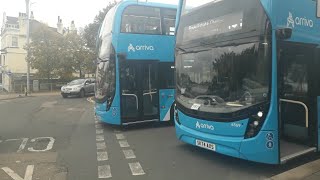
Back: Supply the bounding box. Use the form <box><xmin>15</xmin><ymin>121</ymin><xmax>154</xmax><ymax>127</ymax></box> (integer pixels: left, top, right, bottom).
<box><xmin>1</xmin><ymin>0</ymin><xmax>179</xmax><ymax>29</ymax></box>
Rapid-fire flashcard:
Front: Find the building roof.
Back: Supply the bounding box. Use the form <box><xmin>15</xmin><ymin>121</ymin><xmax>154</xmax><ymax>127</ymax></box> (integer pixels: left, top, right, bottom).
<box><xmin>6</xmin><ymin>16</ymin><xmax>18</xmax><ymax>24</ymax></box>
<box><xmin>30</xmin><ymin>20</ymin><xmax>59</xmax><ymax>35</ymax></box>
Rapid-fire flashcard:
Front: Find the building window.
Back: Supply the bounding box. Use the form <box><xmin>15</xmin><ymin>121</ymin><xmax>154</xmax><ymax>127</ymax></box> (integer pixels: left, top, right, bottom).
<box><xmin>12</xmin><ymin>36</ymin><xmax>18</xmax><ymax>47</ymax></box>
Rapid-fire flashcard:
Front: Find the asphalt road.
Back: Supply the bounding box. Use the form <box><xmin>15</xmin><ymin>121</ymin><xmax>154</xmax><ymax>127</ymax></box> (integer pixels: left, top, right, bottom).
<box><xmin>0</xmin><ymin>94</ymin><xmax>319</xmax><ymax>180</ymax></box>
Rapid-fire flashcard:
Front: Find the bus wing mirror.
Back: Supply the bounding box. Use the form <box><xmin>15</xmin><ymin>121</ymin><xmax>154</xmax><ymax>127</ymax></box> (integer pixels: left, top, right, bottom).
<box><xmin>276</xmin><ymin>28</ymin><xmax>292</xmax><ymax>40</ymax></box>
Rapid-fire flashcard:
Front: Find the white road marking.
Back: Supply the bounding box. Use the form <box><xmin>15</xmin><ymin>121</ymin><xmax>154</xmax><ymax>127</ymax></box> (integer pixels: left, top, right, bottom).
<box><xmin>123</xmin><ymin>149</ymin><xmax>136</xmax><ymax>159</ymax></box>
<box><xmin>114</xmin><ymin>130</ymin><xmax>121</xmax><ymax>133</ymax></box>
<box><xmin>97</xmin><ymin>151</ymin><xmax>108</xmax><ymax>161</ymax></box>
<box><xmin>98</xmin><ymin>165</ymin><xmax>112</xmax><ymax>178</ymax></box>
<box><xmin>96</xmin><ymin>142</ymin><xmax>106</xmax><ymax>150</ymax></box>
<box><xmin>128</xmin><ymin>162</ymin><xmax>145</xmax><ymax>176</ymax></box>
<box><xmin>96</xmin><ymin>129</ymin><xmax>103</xmax><ymax>134</ymax></box>
<box><xmin>119</xmin><ymin>140</ymin><xmax>130</xmax><ymax>148</ymax></box>
<box><xmin>96</xmin><ymin>135</ymin><xmax>104</xmax><ymax>142</ymax></box>
<box><xmin>28</xmin><ymin>137</ymin><xmax>55</xmax><ymax>152</ymax></box>
<box><xmin>17</xmin><ymin>138</ymin><xmax>29</xmax><ymax>153</ymax></box>
<box><xmin>1</xmin><ymin>165</ymin><xmax>34</xmax><ymax>180</ymax></box>
<box><xmin>115</xmin><ymin>133</ymin><xmax>125</xmax><ymax>140</ymax></box>
<box><xmin>95</xmin><ymin>124</ymin><xmax>103</xmax><ymax>129</ymax></box>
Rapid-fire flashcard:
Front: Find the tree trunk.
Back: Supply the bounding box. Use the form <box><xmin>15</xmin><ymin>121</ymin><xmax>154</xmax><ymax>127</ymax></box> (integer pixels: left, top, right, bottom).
<box><xmin>79</xmin><ymin>68</ymin><xmax>82</xmax><ymax>78</ymax></box>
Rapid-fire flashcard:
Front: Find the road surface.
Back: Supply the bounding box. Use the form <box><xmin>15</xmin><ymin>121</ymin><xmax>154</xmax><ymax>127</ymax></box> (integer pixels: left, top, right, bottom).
<box><xmin>0</xmin><ymin>94</ymin><xmax>318</xmax><ymax>180</ymax></box>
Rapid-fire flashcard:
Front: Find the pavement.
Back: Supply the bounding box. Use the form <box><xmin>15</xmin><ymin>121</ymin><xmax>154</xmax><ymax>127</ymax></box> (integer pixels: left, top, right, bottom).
<box><xmin>0</xmin><ymin>94</ymin><xmax>319</xmax><ymax>180</ymax></box>
<box><xmin>269</xmin><ymin>159</ymin><xmax>320</xmax><ymax>180</ymax></box>
<box><xmin>0</xmin><ymin>92</ymin><xmax>60</xmax><ymax>100</ymax></box>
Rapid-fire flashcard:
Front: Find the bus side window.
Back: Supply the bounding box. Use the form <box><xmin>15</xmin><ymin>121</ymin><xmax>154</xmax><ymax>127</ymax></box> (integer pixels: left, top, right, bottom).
<box><xmin>161</xmin><ymin>8</ymin><xmax>177</xmax><ymax>36</ymax></box>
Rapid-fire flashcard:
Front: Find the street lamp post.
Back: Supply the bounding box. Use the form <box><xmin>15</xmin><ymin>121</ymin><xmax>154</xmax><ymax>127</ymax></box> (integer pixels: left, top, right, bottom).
<box><xmin>25</xmin><ymin>0</ymin><xmax>30</xmax><ymax>95</ymax></box>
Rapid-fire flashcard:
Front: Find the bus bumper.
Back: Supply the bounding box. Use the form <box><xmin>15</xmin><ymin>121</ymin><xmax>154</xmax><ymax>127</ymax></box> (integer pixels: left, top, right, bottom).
<box><xmin>175</xmin><ymin>117</ymin><xmax>279</xmax><ymax>164</ymax></box>
<box><xmin>95</xmin><ymin>105</ymin><xmax>121</xmax><ymax>125</ymax></box>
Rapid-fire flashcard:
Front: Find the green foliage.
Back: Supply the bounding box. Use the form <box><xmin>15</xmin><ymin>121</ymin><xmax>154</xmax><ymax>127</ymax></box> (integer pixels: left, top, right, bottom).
<box><xmin>83</xmin><ymin>1</ymin><xmax>117</xmax><ymax>50</ymax></box>
<box><xmin>26</xmin><ymin>2</ymin><xmax>117</xmax><ymax>81</ymax></box>
<box><xmin>26</xmin><ymin>22</ymin><xmax>96</xmax><ymax>81</ymax></box>
<box><xmin>63</xmin><ymin>33</ymin><xmax>96</xmax><ymax>78</ymax></box>
<box><xmin>26</xmin><ymin>23</ymin><xmax>62</xmax><ymax>81</ymax></box>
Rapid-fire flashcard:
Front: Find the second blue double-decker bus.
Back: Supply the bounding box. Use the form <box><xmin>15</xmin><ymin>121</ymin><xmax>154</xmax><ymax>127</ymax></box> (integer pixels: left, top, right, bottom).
<box><xmin>95</xmin><ymin>0</ymin><xmax>177</xmax><ymax>125</ymax></box>
<box><xmin>175</xmin><ymin>0</ymin><xmax>320</xmax><ymax>164</ymax></box>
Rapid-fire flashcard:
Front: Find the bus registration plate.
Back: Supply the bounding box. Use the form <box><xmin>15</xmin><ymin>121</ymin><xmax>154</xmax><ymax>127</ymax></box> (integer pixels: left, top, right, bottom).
<box><xmin>196</xmin><ymin>139</ymin><xmax>216</xmax><ymax>151</ymax></box>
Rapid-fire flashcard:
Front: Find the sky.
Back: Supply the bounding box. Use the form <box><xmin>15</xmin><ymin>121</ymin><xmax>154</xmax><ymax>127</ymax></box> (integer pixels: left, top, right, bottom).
<box><xmin>0</xmin><ymin>0</ymin><xmax>179</xmax><ymax>29</ymax></box>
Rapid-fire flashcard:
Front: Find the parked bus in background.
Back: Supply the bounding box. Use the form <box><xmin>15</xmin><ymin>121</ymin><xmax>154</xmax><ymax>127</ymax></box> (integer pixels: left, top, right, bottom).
<box><xmin>174</xmin><ymin>0</ymin><xmax>320</xmax><ymax>164</ymax></box>
<box><xmin>95</xmin><ymin>0</ymin><xmax>177</xmax><ymax>125</ymax></box>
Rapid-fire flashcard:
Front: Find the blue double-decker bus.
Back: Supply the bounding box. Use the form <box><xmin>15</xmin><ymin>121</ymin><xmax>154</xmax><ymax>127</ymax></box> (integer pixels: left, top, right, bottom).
<box><xmin>95</xmin><ymin>0</ymin><xmax>177</xmax><ymax>125</ymax></box>
<box><xmin>174</xmin><ymin>0</ymin><xmax>320</xmax><ymax>164</ymax></box>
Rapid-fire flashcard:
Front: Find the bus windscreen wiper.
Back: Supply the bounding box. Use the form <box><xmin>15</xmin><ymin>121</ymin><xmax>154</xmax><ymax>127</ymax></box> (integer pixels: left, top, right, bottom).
<box><xmin>176</xmin><ymin>47</ymin><xmax>210</xmax><ymax>54</ymax></box>
<box><xmin>186</xmin><ymin>48</ymin><xmax>211</xmax><ymax>54</ymax></box>
<box><xmin>175</xmin><ymin>47</ymin><xmax>187</xmax><ymax>53</ymax></box>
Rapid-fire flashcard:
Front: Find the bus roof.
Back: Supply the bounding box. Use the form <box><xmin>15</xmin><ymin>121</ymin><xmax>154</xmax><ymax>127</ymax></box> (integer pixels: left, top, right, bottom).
<box><xmin>118</xmin><ymin>0</ymin><xmax>177</xmax><ymax>9</ymax></box>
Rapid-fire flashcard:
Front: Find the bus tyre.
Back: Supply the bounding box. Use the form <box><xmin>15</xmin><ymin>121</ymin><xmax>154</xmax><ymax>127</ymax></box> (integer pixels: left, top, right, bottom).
<box><xmin>79</xmin><ymin>89</ymin><xmax>85</xmax><ymax>98</ymax></box>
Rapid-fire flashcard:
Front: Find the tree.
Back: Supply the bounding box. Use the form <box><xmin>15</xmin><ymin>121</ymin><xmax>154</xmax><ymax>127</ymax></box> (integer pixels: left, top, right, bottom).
<box><xmin>63</xmin><ymin>33</ymin><xmax>96</xmax><ymax>78</ymax></box>
<box><xmin>26</xmin><ymin>2</ymin><xmax>118</xmax><ymax>81</ymax></box>
<box><xmin>82</xmin><ymin>1</ymin><xmax>117</xmax><ymax>50</ymax></box>
<box><xmin>26</xmin><ymin>23</ymin><xmax>63</xmax><ymax>82</ymax></box>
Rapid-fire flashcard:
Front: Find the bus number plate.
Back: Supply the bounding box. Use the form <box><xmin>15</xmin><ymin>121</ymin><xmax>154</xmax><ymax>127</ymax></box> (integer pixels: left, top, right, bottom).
<box><xmin>196</xmin><ymin>139</ymin><xmax>216</xmax><ymax>151</ymax></box>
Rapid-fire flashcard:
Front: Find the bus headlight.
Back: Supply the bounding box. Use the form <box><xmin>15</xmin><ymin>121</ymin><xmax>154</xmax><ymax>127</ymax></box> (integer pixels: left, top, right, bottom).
<box><xmin>244</xmin><ymin>106</ymin><xmax>269</xmax><ymax>139</ymax></box>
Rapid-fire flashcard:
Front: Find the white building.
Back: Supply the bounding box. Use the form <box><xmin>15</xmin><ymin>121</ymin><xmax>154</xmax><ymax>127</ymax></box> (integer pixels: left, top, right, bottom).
<box><xmin>0</xmin><ymin>12</ymin><xmax>76</xmax><ymax>92</ymax></box>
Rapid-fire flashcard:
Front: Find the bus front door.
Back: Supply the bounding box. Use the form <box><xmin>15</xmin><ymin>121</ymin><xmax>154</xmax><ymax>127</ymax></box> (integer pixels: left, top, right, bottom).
<box><xmin>278</xmin><ymin>42</ymin><xmax>318</xmax><ymax>163</ymax></box>
<box><xmin>120</xmin><ymin>60</ymin><xmax>159</xmax><ymax>124</ymax></box>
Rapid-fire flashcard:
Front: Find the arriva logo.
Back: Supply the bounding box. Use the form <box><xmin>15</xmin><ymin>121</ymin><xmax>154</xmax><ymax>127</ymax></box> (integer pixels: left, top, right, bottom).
<box><xmin>128</xmin><ymin>43</ymin><xmax>155</xmax><ymax>52</ymax></box>
<box><xmin>287</xmin><ymin>12</ymin><xmax>314</xmax><ymax>28</ymax></box>
<box><xmin>128</xmin><ymin>44</ymin><xmax>136</xmax><ymax>52</ymax></box>
<box><xmin>196</xmin><ymin>121</ymin><xmax>214</xmax><ymax>131</ymax></box>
